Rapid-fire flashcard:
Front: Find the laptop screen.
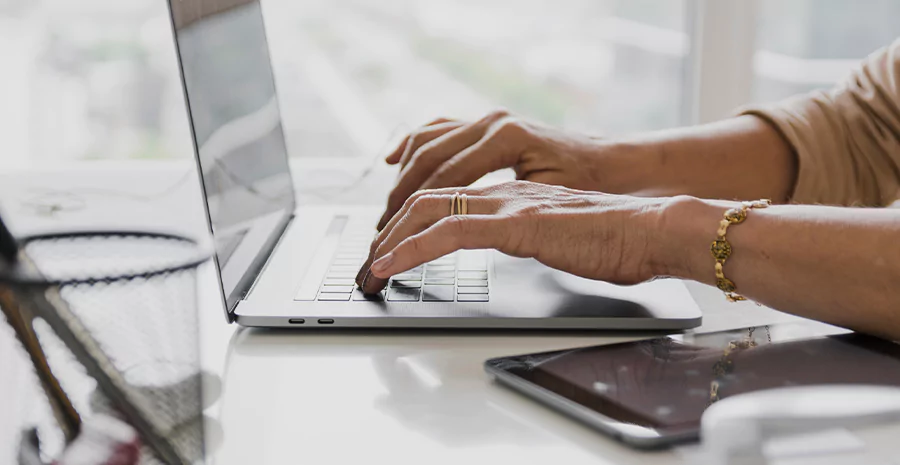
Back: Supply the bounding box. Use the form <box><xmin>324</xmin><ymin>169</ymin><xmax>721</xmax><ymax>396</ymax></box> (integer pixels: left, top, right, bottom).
<box><xmin>168</xmin><ymin>0</ymin><xmax>295</xmax><ymax>313</ymax></box>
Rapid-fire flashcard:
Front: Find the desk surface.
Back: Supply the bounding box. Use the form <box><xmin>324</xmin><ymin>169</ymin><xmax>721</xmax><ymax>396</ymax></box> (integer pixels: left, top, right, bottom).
<box><xmin>1</xmin><ymin>163</ymin><xmax>894</xmax><ymax>464</ymax></box>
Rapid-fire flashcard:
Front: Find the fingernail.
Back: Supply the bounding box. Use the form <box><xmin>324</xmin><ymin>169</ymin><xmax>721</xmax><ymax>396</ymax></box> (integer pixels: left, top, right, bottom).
<box><xmin>371</xmin><ymin>253</ymin><xmax>394</xmax><ymax>276</ymax></box>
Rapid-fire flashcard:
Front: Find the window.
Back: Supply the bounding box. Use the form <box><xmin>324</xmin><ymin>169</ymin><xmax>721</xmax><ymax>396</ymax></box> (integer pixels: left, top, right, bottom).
<box><xmin>265</xmin><ymin>0</ymin><xmax>688</xmax><ymax>158</ymax></box>
<box><xmin>2</xmin><ymin>0</ymin><xmax>899</xmax><ymax>167</ymax></box>
<box><xmin>1</xmin><ymin>0</ymin><xmax>688</xmax><ymax>166</ymax></box>
<box><xmin>752</xmin><ymin>0</ymin><xmax>900</xmax><ymax>103</ymax></box>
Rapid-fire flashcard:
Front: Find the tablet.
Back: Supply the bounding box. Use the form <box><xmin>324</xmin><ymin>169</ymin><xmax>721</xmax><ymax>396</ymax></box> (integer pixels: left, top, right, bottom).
<box><xmin>484</xmin><ymin>321</ymin><xmax>900</xmax><ymax>448</ymax></box>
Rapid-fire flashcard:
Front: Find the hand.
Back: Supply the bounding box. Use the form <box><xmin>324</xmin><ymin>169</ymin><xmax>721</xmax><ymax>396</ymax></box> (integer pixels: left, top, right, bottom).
<box><xmin>356</xmin><ymin>181</ymin><xmax>666</xmax><ymax>294</ymax></box>
<box><xmin>377</xmin><ymin>110</ymin><xmax>628</xmax><ymax>230</ymax></box>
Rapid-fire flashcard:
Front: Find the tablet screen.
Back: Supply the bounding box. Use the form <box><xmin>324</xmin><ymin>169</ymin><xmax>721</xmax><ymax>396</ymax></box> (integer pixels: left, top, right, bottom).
<box><xmin>486</xmin><ymin>322</ymin><xmax>900</xmax><ymax>430</ymax></box>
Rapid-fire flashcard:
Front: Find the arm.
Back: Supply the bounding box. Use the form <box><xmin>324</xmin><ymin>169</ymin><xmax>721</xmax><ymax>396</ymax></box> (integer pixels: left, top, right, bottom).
<box><xmin>356</xmin><ymin>182</ymin><xmax>900</xmax><ymax>341</ymax></box>
<box><xmin>376</xmin><ymin>40</ymin><xmax>900</xmax><ymax>230</ymax></box>
<box><xmin>657</xmin><ymin>196</ymin><xmax>900</xmax><ymax>340</ymax></box>
<box><xmin>598</xmin><ymin>116</ymin><xmax>797</xmax><ymax>202</ymax></box>
<box><xmin>609</xmin><ymin>38</ymin><xmax>900</xmax><ymax>206</ymax></box>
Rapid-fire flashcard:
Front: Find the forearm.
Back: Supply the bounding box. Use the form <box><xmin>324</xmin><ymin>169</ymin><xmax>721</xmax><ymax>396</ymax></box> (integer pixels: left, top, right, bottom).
<box><xmin>656</xmin><ymin>196</ymin><xmax>900</xmax><ymax>340</ymax></box>
<box><xmin>604</xmin><ymin>116</ymin><xmax>798</xmax><ymax>203</ymax></box>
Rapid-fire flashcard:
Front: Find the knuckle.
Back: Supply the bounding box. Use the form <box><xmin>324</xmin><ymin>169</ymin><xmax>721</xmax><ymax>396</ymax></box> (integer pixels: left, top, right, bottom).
<box><xmin>491</xmin><ymin>116</ymin><xmax>523</xmax><ymax>137</ymax></box>
<box><xmin>484</xmin><ymin>108</ymin><xmax>511</xmax><ymax>122</ymax></box>
<box><xmin>489</xmin><ymin>180</ymin><xmax>520</xmax><ymax>195</ymax></box>
<box><xmin>405</xmin><ymin>131</ymin><xmax>421</xmax><ymax>148</ymax></box>
<box><xmin>513</xmin><ymin>204</ymin><xmax>543</xmax><ymax>218</ymax></box>
<box><xmin>440</xmin><ymin>215</ymin><xmax>469</xmax><ymax>242</ymax></box>
<box><xmin>401</xmin><ymin>190</ymin><xmax>425</xmax><ymax>210</ymax></box>
<box><xmin>405</xmin><ymin>235</ymin><xmax>424</xmax><ymax>254</ymax></box>
<box><xmin>409</xmin><ymin>144</ymin><xmax>434</xmax><ymax>164</ymax></box>
<box><xmin>431</xmin><ymin>160</ymin><xmax>459</xmax><ymax>184</ymax></box>
<box><xmin>408</xmin><ymin>193</ymin><xmax>435</xmax><ymax>214</ymax></box>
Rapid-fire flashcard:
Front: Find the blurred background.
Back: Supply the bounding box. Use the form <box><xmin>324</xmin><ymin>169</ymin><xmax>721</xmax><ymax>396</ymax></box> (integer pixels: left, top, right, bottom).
<box><xmin>1</xmin><ymin>0</ymin><xmax>900</xmax><ymax>168</ymax></box>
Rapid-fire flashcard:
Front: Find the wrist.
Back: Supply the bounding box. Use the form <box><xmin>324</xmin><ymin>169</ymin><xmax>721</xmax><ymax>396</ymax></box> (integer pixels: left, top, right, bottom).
<box><xmin>651</xmin><ymin>195</ymin><xmax>738</xmax><ymax>284</ymax></box>
<box><xmin>593</xmin><ymin>139</ymin><xmax>660</xmax><ymax>195</ymax></box>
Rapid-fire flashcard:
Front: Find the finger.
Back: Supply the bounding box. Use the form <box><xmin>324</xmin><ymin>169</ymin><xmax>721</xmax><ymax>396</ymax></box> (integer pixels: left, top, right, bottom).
<box><xmin>360</xmin><ymin>191</ymin><xmax>496</xmax><ymax>292</ymax></box>
<box><xmin>370</xmin><ymin>215</ymin><xmax>504</xmax><ymax>280</ymax></box>
<box><xmin>377</xmin><ymin>110</ymin><xmax>509</xmax><ymax>230</ymax></box>
<box><xmin>397</xmin><ymin>122</ymin><xmax>465</xmax><ymax>169</ymax></box>
<box><xmin>420</xmin><ymin>120</ymin><xmax>524</xmax><ymax>190</ymax></box>
<box><xmin>356</xmin><ymin>187</ymin><xmax>461</xmax><ymax>286</ymax></box>
<box><xmin>384</xmin><ymin>118</ymin><xmax>456</xmax><ymax>164</ymax></box>
<box><xmin>376</xmin><ymin>124</ymin><xmax>482</xmax><ymax>230</ymax></box>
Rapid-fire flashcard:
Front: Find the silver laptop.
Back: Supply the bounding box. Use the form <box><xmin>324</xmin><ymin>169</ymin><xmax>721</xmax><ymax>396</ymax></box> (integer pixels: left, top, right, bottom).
<box><xmin>166</xmin><ymin>0</ymin><xmax>702</xmax><ymax>330</ymax></box>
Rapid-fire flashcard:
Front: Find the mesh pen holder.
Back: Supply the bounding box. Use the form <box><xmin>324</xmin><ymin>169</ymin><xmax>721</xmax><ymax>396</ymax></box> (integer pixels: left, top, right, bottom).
<box><xmin>0</xmin><ymin>231</ymin><xmax>211</xmax><ymax>465</ymax></box>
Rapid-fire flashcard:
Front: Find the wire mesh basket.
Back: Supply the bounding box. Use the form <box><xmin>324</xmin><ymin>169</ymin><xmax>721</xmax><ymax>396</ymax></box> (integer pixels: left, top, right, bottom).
<box><xmin>0</xmin><ymin>230</ymin><xmax>210</xmax><ymax>465</ymax></box>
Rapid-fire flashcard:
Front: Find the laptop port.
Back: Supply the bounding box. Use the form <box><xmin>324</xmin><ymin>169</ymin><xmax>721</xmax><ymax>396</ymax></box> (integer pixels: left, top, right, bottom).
<box><xmin>317</xmin><ymin>319</ymin><xmax>335</xmax><ymax>325</ymax></box>
<box><xmin>288</xmin><ymin>319</ymin><xmax>306</xmax><ymax>325</ymax></box>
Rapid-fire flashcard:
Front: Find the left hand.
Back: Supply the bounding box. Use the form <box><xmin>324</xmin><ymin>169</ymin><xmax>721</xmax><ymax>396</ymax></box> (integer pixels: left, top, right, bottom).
<box><xmin>355</xmin><ymin>181</ymin><xmax>667</xmax><ymax>294</ymax></box>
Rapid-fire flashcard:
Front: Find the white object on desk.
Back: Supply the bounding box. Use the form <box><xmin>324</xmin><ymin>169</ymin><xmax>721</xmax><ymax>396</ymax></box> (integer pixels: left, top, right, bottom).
<box><xmin>700</xmin><ymin>385</ymin><xmax>900</xmax><ymax>465</ymax></box>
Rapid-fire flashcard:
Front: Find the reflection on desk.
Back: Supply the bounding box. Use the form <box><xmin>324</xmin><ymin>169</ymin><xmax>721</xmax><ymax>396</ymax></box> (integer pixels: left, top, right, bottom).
<box><xmin>212</xmin><ymin>328</ymin><xmax>683</xmax><ymax>465</ymax></box>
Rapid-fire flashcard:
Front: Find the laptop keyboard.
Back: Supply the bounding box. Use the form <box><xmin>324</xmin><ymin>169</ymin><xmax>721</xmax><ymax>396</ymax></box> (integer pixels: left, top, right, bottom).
<box><xmin>315</xmin><ymin>231</ymin><xmax>490</xmax><ymax>302</ymax></box>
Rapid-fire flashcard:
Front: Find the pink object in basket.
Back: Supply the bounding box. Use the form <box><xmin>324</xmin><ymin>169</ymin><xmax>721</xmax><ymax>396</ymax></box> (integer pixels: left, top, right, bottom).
<box><xmin>54</xmin><ymin>415</ymin><xmax>140</xmax><ymax>465</ymax></box>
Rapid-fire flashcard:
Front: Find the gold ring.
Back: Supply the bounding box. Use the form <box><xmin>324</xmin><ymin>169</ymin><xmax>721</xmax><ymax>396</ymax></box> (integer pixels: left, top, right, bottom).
<box><xmin>450</xmin><ymin>192</ymin><xmax>459</xmax><ymax>216</ymax></box>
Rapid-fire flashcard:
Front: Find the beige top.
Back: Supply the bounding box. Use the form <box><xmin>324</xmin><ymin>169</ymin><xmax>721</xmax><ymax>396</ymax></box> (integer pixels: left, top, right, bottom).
<box><xmin>740</xmin><ymin>39</ymin><xmax>900</xmax><ymax>207</ymax></box>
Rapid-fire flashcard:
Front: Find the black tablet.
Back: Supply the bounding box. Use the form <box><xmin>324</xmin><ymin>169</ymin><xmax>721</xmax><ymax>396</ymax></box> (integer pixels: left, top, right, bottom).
<box><xmin>484</xmin><ymin>321</ymin><xmax>900</xmax><ymax>448</ymax></box>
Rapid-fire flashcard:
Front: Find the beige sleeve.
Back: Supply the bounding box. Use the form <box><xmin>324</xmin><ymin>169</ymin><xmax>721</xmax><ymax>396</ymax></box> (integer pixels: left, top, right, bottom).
<box><xmin>738</xmin><ymin>39</ymin><xmax>900</xmax><ymax>207</ymax></box>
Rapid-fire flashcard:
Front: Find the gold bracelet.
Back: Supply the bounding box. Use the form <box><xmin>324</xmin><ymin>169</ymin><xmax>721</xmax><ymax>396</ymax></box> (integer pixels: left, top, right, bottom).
<box><xmin>710</xmin><ymin>199</ymin><xmax>770</xmax><ymax>302</ymax></box>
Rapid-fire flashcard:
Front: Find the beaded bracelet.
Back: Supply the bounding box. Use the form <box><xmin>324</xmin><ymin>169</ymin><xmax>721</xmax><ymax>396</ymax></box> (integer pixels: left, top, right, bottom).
<box><xmin>710</xmin><ymin>199</ymin><xmax>770</xmax><ymax>302</ymax></box>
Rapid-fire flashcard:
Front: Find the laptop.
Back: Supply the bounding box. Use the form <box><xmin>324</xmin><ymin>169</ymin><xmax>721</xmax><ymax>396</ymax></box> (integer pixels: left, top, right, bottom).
<box><xmin>165</xmin><ymin>0</ymin><xmax>702</xmax><ymax>329</ymax></box>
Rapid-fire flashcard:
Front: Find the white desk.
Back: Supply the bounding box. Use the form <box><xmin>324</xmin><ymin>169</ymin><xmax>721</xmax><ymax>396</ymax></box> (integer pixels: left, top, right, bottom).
<box><xmin>2</xmin><ymin>163</ymin><xmax>896</xmax><ymax>464</ymax></box>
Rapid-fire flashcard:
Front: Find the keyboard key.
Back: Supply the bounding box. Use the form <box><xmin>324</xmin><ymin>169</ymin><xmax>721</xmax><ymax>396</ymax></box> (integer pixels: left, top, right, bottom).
<box><xmin>457</xmin><ymin>271</ymin><xmax>488</xmax><ymax>280</ymax></box>
<box><xmin>424</xmin><ymin>278</ymin><xmax>455</xmax><ymax>285</ymax></box>
<box><xmin>317</xmin><ymin>293</ymin><xmax>351</xmax><ymax>301</ymax></box>
<box><xmin>426</xmin><ymin>270</ymin><xmax>455</xmax><ymax>278</ymax></box>
<box><xmin>336</xmin><ymin>253</ymin><xmax>364</xmax><ymax>260</ymax></box>
<box><xmin>329</xmin><ymin>265</ymin><xmax>359</xmax><ymax>272</ymax></box>
<box><xmin>352</xmin><ymin>289</ymin><xmax>384</xmax><ymax>301</ymax></box>
<box><xmin>323</xmin><ymin>278</ymin><xmax>355</xmax><ymax>286</ymax></box>
<box><xmin>388</xmin><ymin>287</ymin><xmax>421</xmax><ymax>301</ymax></box>
<box><xmin>422</xmin><ymin>286</ymin><xmax>455</xmax><ymax>302</ymax></box>
<box><xmin>392</xmin><ymin>273</ymin><xmax>422</xmax><ymax>281</ymax></box>
<box><xmin>424</xmin><ymin>264</ymin><xmax>455</xmax><ymax>271</ymax></box>
<box><xmin>457</xmin><ymin>294</ymin><xmax>489</xmax><ymax>302</ymax></box>
<box><xmin>320</xmin><ymin>285</ymin><xmax>354</xmax><ymax>293</ymax></box>
<box><xmin>333</xmin><ymin>259</ymin><xmax>361</xmax><ymax>266</ymax></box>
<box><xmin>457</xmin><ymin>287</ymin><xmax>488</xmax><ymax>294</ymax></box>
<box><xmin>327</xmin><ymin>271</ymin><xmax>358</xmax><ymax>279</ymax></box>
<box><xmin>457</xmin><ymin>280</ymin><xmax>488</xmax><ymax>287</ymax></box>
<box><xmin>390</xmin><ymin>280</ymin><xmax>423</xmax><ymax>289</ymax></box>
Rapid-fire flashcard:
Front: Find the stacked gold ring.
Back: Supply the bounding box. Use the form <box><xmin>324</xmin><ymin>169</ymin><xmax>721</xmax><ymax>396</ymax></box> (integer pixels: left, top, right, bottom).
<box><xmin>450</xmin><ymin>192</ymin><xmax>468</xmax><ymax>216</ymax></box>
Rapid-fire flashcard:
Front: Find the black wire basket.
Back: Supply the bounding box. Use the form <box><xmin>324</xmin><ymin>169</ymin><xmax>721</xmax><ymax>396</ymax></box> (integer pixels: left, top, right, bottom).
<box><xmin>0</xmin><ymin>230</ymin><xmax>211</xmax><ymax>465</ymax></box>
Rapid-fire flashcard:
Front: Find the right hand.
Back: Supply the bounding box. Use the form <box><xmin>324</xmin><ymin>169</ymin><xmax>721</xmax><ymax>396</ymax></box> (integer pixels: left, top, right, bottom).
<box><xmin>358</xmin><ymin>181</ymin><xmax>667</xmax><ymax>294</ymax></box>
<box><xmin>377</xmin><ymin>109</ymin><xmax>625</xmax><ymax>230</ymax></box>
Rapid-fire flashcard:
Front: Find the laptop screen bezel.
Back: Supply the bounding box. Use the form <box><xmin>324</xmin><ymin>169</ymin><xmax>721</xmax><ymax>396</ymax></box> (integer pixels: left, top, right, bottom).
<box><xmin>164</xmin><ymin>0</ymin><xmax>295</xmax><ymax>322</ymax></box>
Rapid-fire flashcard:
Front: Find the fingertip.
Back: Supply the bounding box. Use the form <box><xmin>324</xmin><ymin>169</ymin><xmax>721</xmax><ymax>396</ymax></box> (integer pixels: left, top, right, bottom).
<box><xmin>371</xmin><ymin>252</ymin><xmax>394</xmax><ymax>278</ymax></box>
